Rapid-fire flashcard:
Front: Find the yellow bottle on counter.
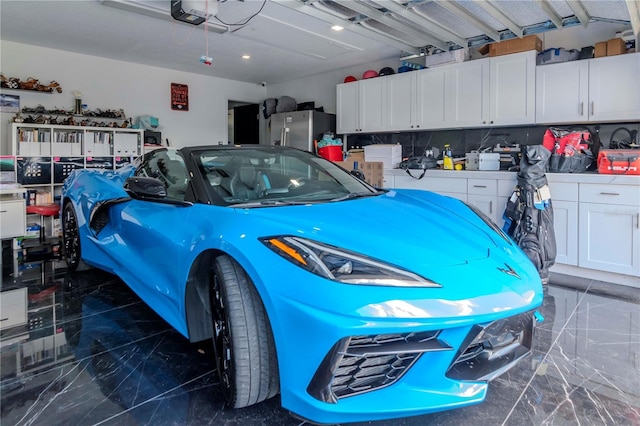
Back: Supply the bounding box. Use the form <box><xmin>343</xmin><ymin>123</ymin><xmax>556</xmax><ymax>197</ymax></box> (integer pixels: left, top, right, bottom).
<box><xmin>443</xmin><ymin>144</ymin><xmax>454</xmax><ymax>170</ymax></box>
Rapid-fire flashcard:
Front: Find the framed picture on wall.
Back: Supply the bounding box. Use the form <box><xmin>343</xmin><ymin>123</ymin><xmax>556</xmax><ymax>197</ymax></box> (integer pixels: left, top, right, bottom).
<box><xmin>171</xmin><ymin>83</ymin><xmax>189</xmax><ymax>111</ymax></box>
<box><xmin>0</xmin><ymin>94</ymin><xmax>20</xmax><ymax>113</ymax></box>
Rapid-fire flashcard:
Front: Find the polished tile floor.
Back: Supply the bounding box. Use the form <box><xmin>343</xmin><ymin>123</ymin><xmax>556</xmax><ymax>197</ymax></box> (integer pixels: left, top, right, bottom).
<box><xmin>1</xmin><ymin>263</ymin><xmax>639</xmax><ymax>426</ymax></box>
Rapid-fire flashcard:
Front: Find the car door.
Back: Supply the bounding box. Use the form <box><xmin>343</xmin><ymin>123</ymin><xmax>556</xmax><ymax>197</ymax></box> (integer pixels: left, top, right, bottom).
<box><xmin>114</xmin><ymin>149</ymin><xmax>194</xmax><ymax>319</ymax></box>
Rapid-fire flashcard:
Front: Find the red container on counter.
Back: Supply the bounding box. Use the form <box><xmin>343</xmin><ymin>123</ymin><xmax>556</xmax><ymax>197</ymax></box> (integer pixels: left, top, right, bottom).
<box><xmin>318</xmin><ymin>145</ymin><xmax>344</xmax><ymax>161</ymax></box>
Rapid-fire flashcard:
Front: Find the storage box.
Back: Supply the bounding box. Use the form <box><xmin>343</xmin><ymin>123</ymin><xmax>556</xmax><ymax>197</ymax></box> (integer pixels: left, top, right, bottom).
<box><xmin>594</xmin><ymin>41</ymin><xmax>607</xmax><ymax>58</ymax></box>
<box><xmin>335</xmin><ymin>161</ymin><xmax>384</xmax><ymax>187</ymax></box>
<box><xmin>489</xmin><ymin>34</ymin><xmax>543</xmax><ymax>57</ymax></box>
<box><xmin>606</xmin><ymin>38</ymin><xmax>627</xmax><ymax>56</ymax></box>
<box><xmin>364</xmin><ymin>144</ymin><xmax>402</xmax><ymax>169</ymax></box>
<box><xmin>465</xmin><ymin>152</ymin><xmax>500</xmax><ymax>171</ymax></box>
<box><xmin>597</xmin><ymin>149</ymin><xmax>640</xmax><ymax>175</ymax></box>
<box><xmin>536</xmin><ymin>48</ymin><xmax>579</xmax><ymax>65</ymax></box>
<box><xmin>422</xmin><ymin>48</ymin><xmax>468</xmax><ymax>67</ymax></box>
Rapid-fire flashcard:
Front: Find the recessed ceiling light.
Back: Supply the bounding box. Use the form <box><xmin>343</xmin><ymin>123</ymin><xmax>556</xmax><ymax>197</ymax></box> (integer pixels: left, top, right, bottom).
<box><xmin>242</xmin><ymin>55</ymin><xmax>251</xmax><ymax>59</ymax></box>
<box><xmin>331</xmin><ymin>25</ymin><xmax>344</xmax><ymax>31</ymax></box>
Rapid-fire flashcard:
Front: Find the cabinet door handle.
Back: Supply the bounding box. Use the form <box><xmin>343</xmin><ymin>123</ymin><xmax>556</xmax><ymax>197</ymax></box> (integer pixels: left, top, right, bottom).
<box><xmin>0</xmin><ymin>318</ymin><xmax>8</xmax><ymax>322</ymax></box>
<box><xmin>0</xmin><ymin>210</ymin><xmax>6</xmax><ymax>213</ymax></box>
<box><xmin>580</xmin><ymin>102</ymin><xmax>584</xmax><ymax>116</ymax></box>
<box><xmin>489</xmin><ymin>201</ymin><xmax>493</xmax><ymax>214</ymax></box>
<box><xmin>637</xmin><ymin>213</ymin><xmax>640</xmax><ymax>229</ymax></box>
<box><xmin>599</xmin><ymin>192</ymin><xmax>620</xmax><ymax>196</ymax></box>
<box><xmin>473</xmin><ymin>185</ymin><xmax>487</xmax><ymax>188</ymax></box>
<box><xmin>590</xmin><ymin>102</ymin><xmax>594</xmax><ymax>116</ymax></box>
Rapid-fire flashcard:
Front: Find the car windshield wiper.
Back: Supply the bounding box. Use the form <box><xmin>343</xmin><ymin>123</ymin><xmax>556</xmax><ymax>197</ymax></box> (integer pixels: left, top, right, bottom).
<box><xmin>330</xmin><ymin>191</ymin><xmax>384</xmax><ymax>202</ymax></box>
<box><xmin>228</xmin><ymin>200</ymin><xmax>309</xmax><ymax>208</ymax></box>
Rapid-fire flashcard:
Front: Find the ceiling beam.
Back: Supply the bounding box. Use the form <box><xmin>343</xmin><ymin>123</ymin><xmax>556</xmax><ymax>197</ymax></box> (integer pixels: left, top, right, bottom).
<box><xmin>375</xmin><ymin>0</ymin><xmax>468</xmax><ymax>48</ymax></box>
<box><xmin>535</xmin><ymin>0</ymin><xmax>564</xmax><ymax>30</ymax></box>
<box><xmin>433</xmin><ymin>0</ymin><xmax>500</xmax><ymax>41</ymax></box>
<box><xmin>566</xmin><ymin>0</ymin><xmax>591</xmax><ymax>28</ymax></box>
<box><xmin>472</xmin><ymin>0</ymin><xmax>524</xmax><ymax>38</ymax></box>
<box><xmin>626</xmin><ymin>0</ymin><xmax>640</xmax><ymax>39</ymax></box>
<box><xmin>334</xmin><ymin>0</ymin><xmax>450</xmax><ymax>50</ymax></box>
<box><xmin>273</xmin><ymin>0</ymin><xmax>422</xmax><ymax>55</ymax></box>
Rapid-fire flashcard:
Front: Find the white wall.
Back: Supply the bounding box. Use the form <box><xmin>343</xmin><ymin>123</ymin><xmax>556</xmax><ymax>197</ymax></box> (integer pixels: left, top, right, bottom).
<box><xmin>0</xmin><ymin>40</ymin><xmax>266</xmax><ymax>154</ymax></box>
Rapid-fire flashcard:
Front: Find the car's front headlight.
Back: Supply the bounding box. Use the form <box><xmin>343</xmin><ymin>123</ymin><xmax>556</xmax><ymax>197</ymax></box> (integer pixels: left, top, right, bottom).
<box><xmin>262</xmin><ymin>236</ymin><xmax>441</xmax><ymax>288</ymax></box>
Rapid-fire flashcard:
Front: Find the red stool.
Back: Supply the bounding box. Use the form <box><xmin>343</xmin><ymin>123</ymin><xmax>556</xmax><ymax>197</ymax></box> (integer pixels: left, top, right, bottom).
<box><xmin>26</xmin><ymin>203</ymin><xmax>60</xmax><ymax>243</ymax></box>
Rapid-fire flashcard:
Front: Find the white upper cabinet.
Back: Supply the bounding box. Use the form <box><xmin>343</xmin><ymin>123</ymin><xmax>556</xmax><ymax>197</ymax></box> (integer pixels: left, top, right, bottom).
<box><xmin>588</xmin><ymin>53</ymin><xmax>640</xmax><ymax>122</ymax></box>
<box><xmin>336</xmin><ymin>78</ymin><xmax>387</xmax><ymax>134</ymax></box>
<box><xmin>414</xmin><ymin>66</ymin><xmax>449</xmax><ymax>129</ymax></box>
<box><xmin>339</xmin><ymin>51</ymin><xmax>638</xmax><ymax>134</ymax></box>
<box><xmin>536</xmin><ymin>53</ymin><xmax>640</xmax><ymax>124</ymax></box>
<box><xmin>536</xmin><ymin>60</ymin><xmax>589</xmax><ymax>123</ymax></box>
<box><xmin>449</xmin><ymin>58</ymin><xmax>490</xmax><ymax>127</ymax></box>
<box><xmin>359</xmin><ymin>77</ymin><xmax>388</xmax><ymax>132</ymax></box>
<box><xmin>387</xmin><ymin>72</ymin><xmax>414</xmax><ymax>131</ymax></box>
<box><xmin>387</xmin><ymin>67</ymin><xmax>449</xmax><ymax>131</ymax></box>
<box><xmin>336</xmin><ymin>81</ymin><xmax>359</xmax><ymax>134</ymax></box>
<box><xmin>489</xmin><ymin>50</ymin><xmax>537</xmax><ymax>126</ymax></box>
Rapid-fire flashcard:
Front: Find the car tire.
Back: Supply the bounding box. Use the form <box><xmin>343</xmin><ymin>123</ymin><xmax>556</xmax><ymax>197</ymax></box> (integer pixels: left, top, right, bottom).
<box><xmin>210</xmin><ymin>255</ymin><xmax>279</xmax><ymax>408</ymax></box>
<box><xmin>62</xmin><ymin>202</ymin><xmax>88</xmax><ymax>271</ymax></box>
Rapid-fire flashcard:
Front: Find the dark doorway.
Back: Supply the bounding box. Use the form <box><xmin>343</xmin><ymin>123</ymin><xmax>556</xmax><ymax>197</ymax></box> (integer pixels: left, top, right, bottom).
<box><xmin>232</xmin><ymin>104</ymin><xmax>260</xmax><ymax>144</ymax></box>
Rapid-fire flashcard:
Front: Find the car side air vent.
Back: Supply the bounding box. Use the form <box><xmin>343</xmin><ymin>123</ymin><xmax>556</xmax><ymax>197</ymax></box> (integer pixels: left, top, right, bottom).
<box><xmin>308</xmin><ymin>330</ymin><xmax>452</xmax><ymax>403</ymax></box>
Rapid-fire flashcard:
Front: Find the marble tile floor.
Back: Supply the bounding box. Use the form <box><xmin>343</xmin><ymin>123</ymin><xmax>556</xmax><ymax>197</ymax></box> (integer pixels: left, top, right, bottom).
<box><xmin>1</xmin><ymin>266</ymin><xmax>638</xmax><ymax>426</ymax></box>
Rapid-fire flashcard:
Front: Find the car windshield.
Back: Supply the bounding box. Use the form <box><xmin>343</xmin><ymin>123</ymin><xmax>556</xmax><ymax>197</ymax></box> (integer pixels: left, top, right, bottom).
<box><xmin>192</xmin><ymin>146</ymin><xmax>381</xmax><ymax>207</ymax></box>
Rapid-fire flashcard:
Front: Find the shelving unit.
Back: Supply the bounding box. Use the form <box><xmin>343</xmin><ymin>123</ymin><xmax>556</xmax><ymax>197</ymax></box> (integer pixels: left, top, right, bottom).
<box><xmin>10</xmin><ymin>123</ymin><xmax>143</xmax><ymax>238</ymax></box>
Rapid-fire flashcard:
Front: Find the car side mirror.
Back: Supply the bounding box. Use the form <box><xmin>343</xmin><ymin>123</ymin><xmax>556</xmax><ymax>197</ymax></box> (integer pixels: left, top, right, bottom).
<box><xmin>124</xmin><ymin>176</ymin><xmax>167</xmax><ymax>199</ymax></box>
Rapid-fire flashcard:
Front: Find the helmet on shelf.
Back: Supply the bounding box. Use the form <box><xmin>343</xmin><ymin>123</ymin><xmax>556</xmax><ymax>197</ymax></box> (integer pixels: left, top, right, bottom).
<box><xmin>362</xmin><ymin>70</ymin><xmax>379</xmax><ymax>79</ymax></box>
<box><xmin>343</xmin><ymin>75</ymin><xmax>357</xmax><ymax>83</ymax></box>
<box><xmin>379</xmin><ymin>67</ymin><xmax>395</xmax><ymax>76</ymax></box>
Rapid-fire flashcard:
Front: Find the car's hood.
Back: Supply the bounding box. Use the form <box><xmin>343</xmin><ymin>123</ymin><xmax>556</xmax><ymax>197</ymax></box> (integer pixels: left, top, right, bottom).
<box><xmin>233</xmin><ymin>189</ymin><xmax>514</xmax><ymax>271</ymax></box>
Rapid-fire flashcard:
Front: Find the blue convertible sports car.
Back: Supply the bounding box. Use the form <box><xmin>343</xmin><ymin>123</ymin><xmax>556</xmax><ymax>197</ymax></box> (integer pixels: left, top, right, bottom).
<box><xmin>61</xmin><ymin>145</ymin><xmax>543</xmax><ymax>424</ymax></box>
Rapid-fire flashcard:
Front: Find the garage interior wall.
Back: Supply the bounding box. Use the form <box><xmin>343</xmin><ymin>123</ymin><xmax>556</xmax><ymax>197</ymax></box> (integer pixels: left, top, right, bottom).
<box><xmin>0</xmin><ymin>41</ymin><xmax>266</xmax><ymax>154</ymax></box>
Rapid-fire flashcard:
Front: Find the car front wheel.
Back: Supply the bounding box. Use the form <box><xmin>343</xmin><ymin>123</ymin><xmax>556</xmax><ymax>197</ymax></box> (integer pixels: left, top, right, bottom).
<box><xmin>62</xmin><ymin>202</ymin><xmax>85</xmax><ymax>271</ymax></box>
<box><xmin>210</xmin><ymin>255</ymin><xmax>279</xmax><ymax>408</ymax></box>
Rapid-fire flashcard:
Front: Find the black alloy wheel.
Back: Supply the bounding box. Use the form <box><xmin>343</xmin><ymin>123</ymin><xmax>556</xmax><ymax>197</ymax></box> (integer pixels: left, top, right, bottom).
<box><xmin>210</xmin><ymin>255</ymin><xmax>279</xmax><ymax>408</ymax></box>
<box><xmin>62</xmin><ymin>202</ymin><xmax>82</xmax><ymax>271</ymax></box>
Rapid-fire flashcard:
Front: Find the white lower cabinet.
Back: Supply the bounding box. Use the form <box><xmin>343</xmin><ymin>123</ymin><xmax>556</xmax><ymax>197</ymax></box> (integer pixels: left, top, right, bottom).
<box><xmin>578</xmin><ymin>183</ymin><xmax>640</xmax><ymax>276</ymax></box>
<box><xmin>549</xmin><ymin>182</ymin><xmax>579</xmax><ymax>266</ymax></box>
<box><xmin>552</xmin><ymin>200</ymin><xmax>579</xmax><ymax>266</ymax></box>
<box><xmin>579</xmin><ymin>202</ymin><xmax>640</xmax><ymax>275</ymax></box>
<box><xmin>392</xmin><ymin>175</ymin><xmax>467</xmax><ymax>201</ymax></box>
<box><xmin>385</xmin><ymin>170</ymin><xmax>639</xmax><ymax>284</ymax></box>
<box><xmin>467</xmin><ymin>178</ymin><xmax>498</xmax><ymax>223</ymax></box>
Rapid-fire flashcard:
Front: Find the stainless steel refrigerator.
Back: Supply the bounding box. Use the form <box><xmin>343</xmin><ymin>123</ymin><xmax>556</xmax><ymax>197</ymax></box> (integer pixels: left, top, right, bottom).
<box><xmin>266</xmin><ymin>111</ymin><xmax>336</xmax><ymax>152</ymax></box>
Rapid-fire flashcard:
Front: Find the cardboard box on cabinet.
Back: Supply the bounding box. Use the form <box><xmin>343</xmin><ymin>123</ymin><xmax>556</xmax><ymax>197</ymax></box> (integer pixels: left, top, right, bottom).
<box><xmin>489</xmin><ymin>34</ymin><xmax>543</xmax><ymax>57</ymax></box>
<box><xmin>594</xmin><ymin>41</ymin><xmax>608</xmax><ymax>57</ymax></box>
<box><xmin>335</xmin><ymin>161</ymin><xmax>384</xmax><ymax>188</ymax></box>
<box><xmin>606</xmin><ymin>38</ymin><xmax>627</xmax><ymax>56</ymax></box>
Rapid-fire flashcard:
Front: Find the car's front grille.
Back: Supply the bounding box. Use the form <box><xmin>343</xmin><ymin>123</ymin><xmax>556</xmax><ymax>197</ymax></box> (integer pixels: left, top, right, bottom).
<box><xmin>446</xmin><ymin>310</ymin><xmax>536</xmax><ymax>382</ymax></box>
<box><xmin>307</xmin><ymin>331</ymin><xmax>452</xmax><ymax>403</ymax></box>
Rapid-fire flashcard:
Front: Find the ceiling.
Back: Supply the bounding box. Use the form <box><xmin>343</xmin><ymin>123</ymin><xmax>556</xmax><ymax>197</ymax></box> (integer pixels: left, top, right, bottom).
<box><xmin>0</xmin><ymin>0</ymin><xmax>637</xmax><ymax>86</ymax></box>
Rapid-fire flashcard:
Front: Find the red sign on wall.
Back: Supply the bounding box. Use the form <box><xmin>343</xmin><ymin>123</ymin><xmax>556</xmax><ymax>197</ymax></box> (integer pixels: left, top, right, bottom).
<box><xmin>171</xmin><ymin>83</ymin><xmax>189</xmax><ymax>111</ymax></box>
